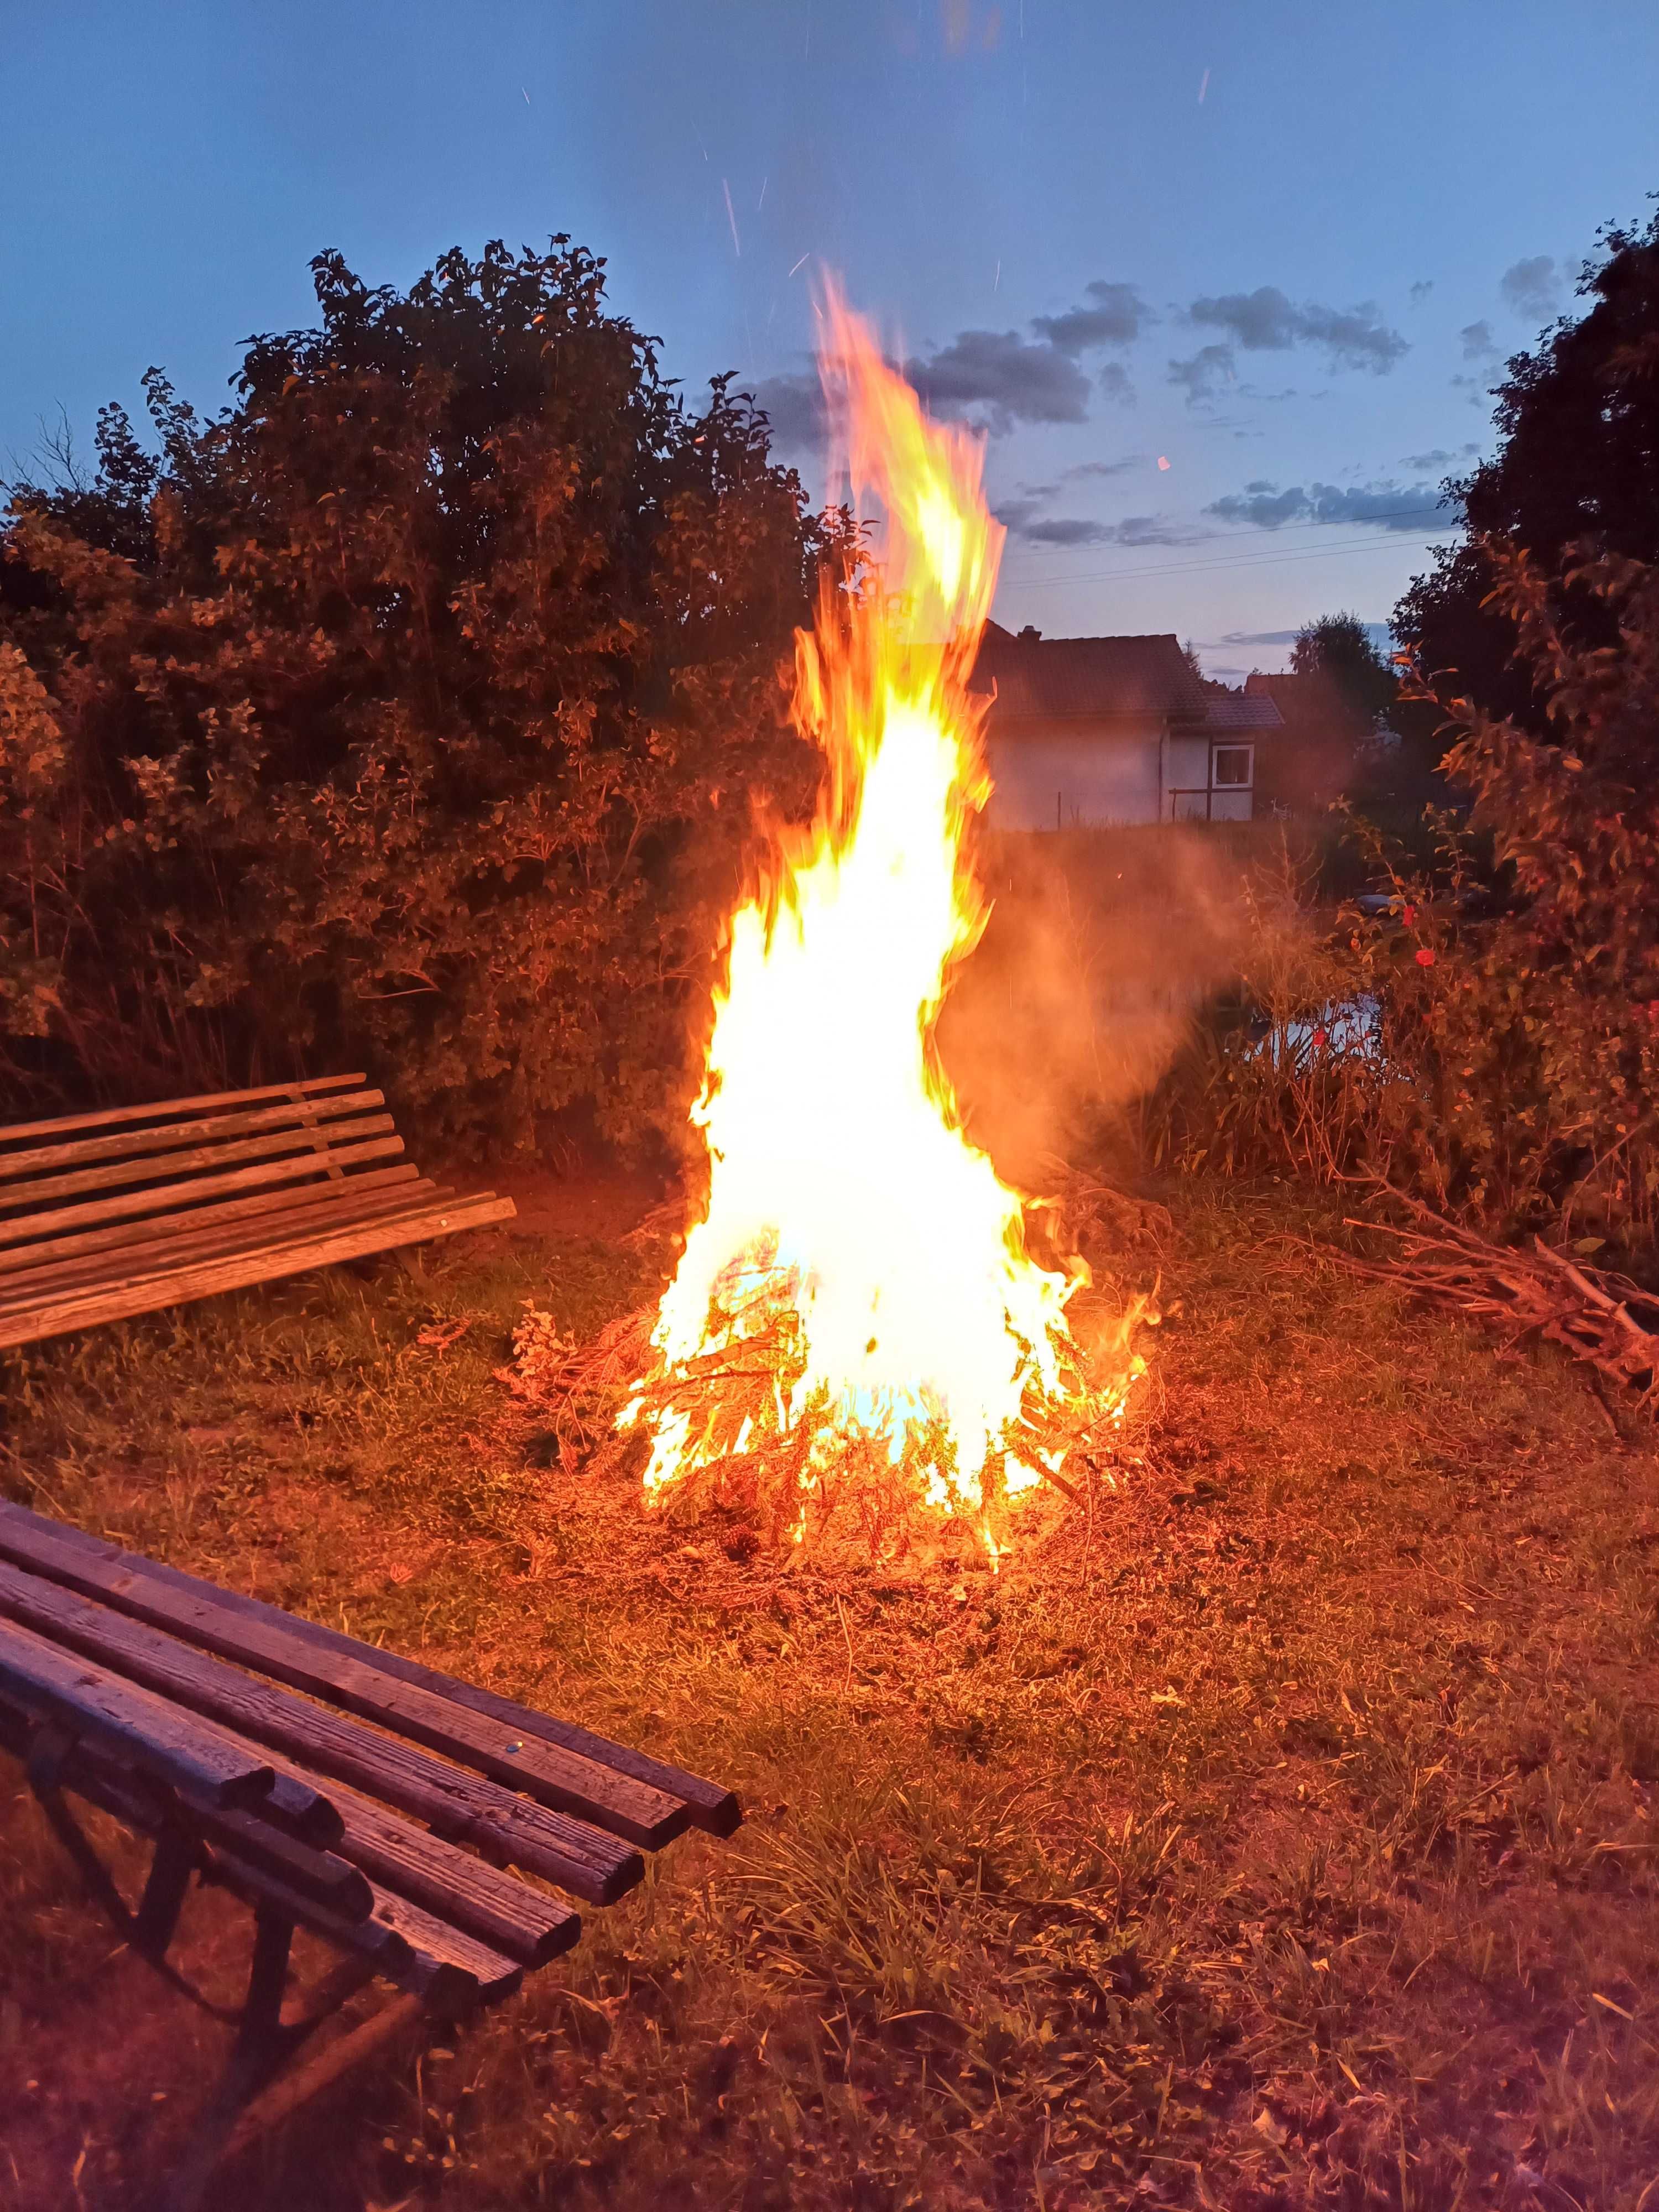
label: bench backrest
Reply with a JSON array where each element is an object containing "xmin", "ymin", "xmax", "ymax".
[{"xmin": 0, "ymin": 1076, "xmax": 404, "ymax": 1265}]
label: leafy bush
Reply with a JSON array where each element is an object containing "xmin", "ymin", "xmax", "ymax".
[
  {"xmin": 0, "ymin": 241, "xmax": 849, "ymax": 1154},
  {"xmin": 1151, "ymin": 540, "xmax": 1659, "ymax": 1255}
]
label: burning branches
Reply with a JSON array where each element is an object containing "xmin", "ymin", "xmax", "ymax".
[
  {"xmin": 504, "ymin": 1281, "xmax": 1150, "ymax": 1561},
  {"xmin": 549, "ymin": 285, "xmax": 1155, "ymax": 1560}
]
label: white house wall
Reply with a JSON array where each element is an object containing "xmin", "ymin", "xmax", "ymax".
[
  {"xmin": 985, "ymin": 727, "xmax": 1163, "ymax": 830},
  {"xmin": 1163, "ymin": 734, "xmax": 1211, "ymax": 792}
]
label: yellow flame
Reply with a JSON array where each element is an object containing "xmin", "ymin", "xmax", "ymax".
[{"xmin": 632, "ymin": 285, "xmax": 1091, "ymax": 1536}]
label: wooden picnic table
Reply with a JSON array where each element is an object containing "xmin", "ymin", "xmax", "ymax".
[{"xmin": 0, "ymin": 1498, "xmax": 738, "ymax": 2207}]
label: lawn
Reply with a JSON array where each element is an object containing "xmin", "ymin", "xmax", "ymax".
[{"xmin": 1, "ymin": 1173, "xmax": 1656, "ymax": 2210}]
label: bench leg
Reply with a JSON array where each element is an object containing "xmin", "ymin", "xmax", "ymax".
[
  {"xmin": 161, "ymin": 1923, "xmax": 395, "ymax": 2212},
  {"xmin": 133, "ymin": 1828, "xmax": 197, "ymax": 1961}
]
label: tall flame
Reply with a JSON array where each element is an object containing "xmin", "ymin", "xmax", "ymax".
[{"xmin": 626, "ymin": 288, "xmax": 1114, "ymax": 1550}]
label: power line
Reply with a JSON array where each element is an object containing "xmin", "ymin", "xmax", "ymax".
[{"xmin": 1001, "ymin": 525, "xmax": 1461, "ymax": 591}]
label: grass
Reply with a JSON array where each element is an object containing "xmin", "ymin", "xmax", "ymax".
[{"xmin": 2, "ymin": 1177, "xmax": 1657, "ymax": 2209}]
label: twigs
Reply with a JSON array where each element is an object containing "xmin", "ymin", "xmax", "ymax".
[
  {"xmin": 500, "ymin": 1287, "xmax": 1149, "ymax": 1560},
  {"xmin": 1339, "ymin": 1187, "xmax": 1659, "ymax": 1415}
]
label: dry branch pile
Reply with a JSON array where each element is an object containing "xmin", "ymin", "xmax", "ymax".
[
  {"xmin": 501, "ymin": 1173, "xmax": 1160, "ymax": 1561},
  {"xmin": 502, "ymin": 1288, "xmax": 1151, "ymax": 1559},
  {"xmin": 1343, "ymin": 1191, "xmax": 1659, "ymax": 1414}
]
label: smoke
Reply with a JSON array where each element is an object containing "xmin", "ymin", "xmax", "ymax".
[{"xmin": 938, "ymin": 826, "xmax": 1272, "ymax": 1186}]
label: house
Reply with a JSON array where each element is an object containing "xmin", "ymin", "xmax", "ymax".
[{"xmin": 970, "ymin": 623, "xmax": 1284, "ymax": 828}]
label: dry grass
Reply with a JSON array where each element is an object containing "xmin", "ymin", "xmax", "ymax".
[{"xmin": 1, "ymin": 1178, "xmax": 1657, "ymax": 2209}]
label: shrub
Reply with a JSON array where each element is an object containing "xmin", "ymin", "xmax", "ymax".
[
  {"xmin": 1150, "ymin": 539, "xmax": 1659, "ymax": 1255},
  {"xmin": 0, "ymin": 241, "xmax": 851, "ymax": 1154}
]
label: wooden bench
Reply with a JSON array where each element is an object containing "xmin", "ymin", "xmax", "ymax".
[
  {"xmin": 0, "ymin": 1075, "xmax": 515, "ymax": 1350},
  {"xmin": 0, "ymin": 1499, "xmax": 738, "ymax": 2206}
]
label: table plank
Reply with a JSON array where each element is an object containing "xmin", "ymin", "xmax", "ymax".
[
  {"xmin": 0, "ymin": 1615, "xmax": 274, "ymax": 1808},
  {"xmin": 0, "ymin": 1501, "xmax": 740, "ymax": 1837},
  {"xmin": 0, "ymin": 1557, "xmax": 640, "ymax": 1903},
  {"xmin": 0, "ymin": 1510, "xmax": 684, "ymax": 1845}
]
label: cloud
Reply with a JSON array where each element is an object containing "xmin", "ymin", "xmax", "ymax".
[
  {"xmin": 1188, "ymin": 285, "xmax": 1408, "ymax": 371},
  {"xmin": 1096, "ymin": 361, "xmax": 1135, "ymax": 404},
  {"xmin": 1204, "ymin": 623, "xmax": 1391, "ymax": 651},
  {"xmin": 1207, "ymin": 481, "xmax": 1306, "ymax": 528},
  {"xmin": 1090, "ymin": 513, "xmax": 1204, "ymax": 548},
  {"xmin": 1204, "ymin": 478, "xmax": 1449, "ymax": 531},
  {"xmin": 1401, "ymin": 444, "xmax": 1479, "ymax": 471},
  {"xmin": 1031, "ymin": 280, "xmax": 1152, "ymax": 354},
  {"xmin": 750, "ymin": 275, "xmax": 1161, "ymax": 450},
  {"xmin": 1459, "ymin": 319, "xmax": 1498, "ymax": 362},
  {"xmin": 1168, "ymin": 342, "xmax": 1238, "ymax": 404},
  {"xmin": 995, "ymin": 499, "xmax": 1200, "ymax": 549},
  {"xmin": 1011, "ymin": 457, "xmax": 1139, "ymax": 503},
  {"xmin": 903, "ymin": 327, "xmax": 1094, "ymax": 432},
  {"xmin": 753, "ymin": 322, "xmax": 1099, "ymax": 451},
  {"xmin": 749, "ymin": 369, "xmax": 825, "ymax": 453},
  {"xmin": 1500, "ymin": 254, "xmax": 1561, "ymax": 321},
  {"xmin": 1190, "ymin": 285, "xmax": 1301, "ymax": 350},
  {"xmin": 1410, "ymin": 280, "xmax": 1434, "ymax": 305},
  {"xmin": 1006, "ymin": 516, "xmax": 1121, "ymax": 547}
]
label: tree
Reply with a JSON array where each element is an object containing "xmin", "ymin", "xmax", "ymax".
[
  {"xmin": 1395, "ymin": 206, "xmax": 1659, "ymax": 729},
  {"xmin": 1290, "ymin": 612, "xmax": 1396, "ymax": 732},
  {"xmin": 0, "ymin": 239, "xmax": 852, "ymax": 1151}
]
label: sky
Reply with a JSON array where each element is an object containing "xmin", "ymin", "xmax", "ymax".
[{"xmin": 3, "ymin": 1, "xmax": 1657, "ymax": 679}]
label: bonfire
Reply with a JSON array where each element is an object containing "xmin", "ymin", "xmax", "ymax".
[{"xmin": 511, "ymin": 288, "xmax": 1149, "ymax": 1559}]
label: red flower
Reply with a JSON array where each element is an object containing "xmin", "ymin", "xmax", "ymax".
[
  {"xmin": 1415, "ymin": 947, "xmax": 1436, "ymax": 968},
  {"xmin": 1401, "ymin": 902, "xmax": 1417, "ymax": 925},
  {"xmin": 1311, "ymin": 1027, "xmax": 1328, "ymax": 1051}
]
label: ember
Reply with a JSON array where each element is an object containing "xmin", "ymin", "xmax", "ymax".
[{"xmin": 615, "ymin": 288, "xmax": 1147, "ymax": 1558}]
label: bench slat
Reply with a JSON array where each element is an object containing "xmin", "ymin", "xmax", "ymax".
[
  {"xmin": 0, "ymin": 1550, "xmax": 641, "ymax": 1902},
  {"xmin": 203, "ymin": 1846, "xmax": 421, "ymax": 1992},
  {"xmin": 0, "ymin": 1114, "xmax": 397, "ymax": 1211},
  {"xmin": 206, "ymin": 1843, "xmax": 521, "ymax": 2014},
  {"xmin": 0, "ymin": 1076, "xmax": 367, "ymax": 1148},
  {"xmin": 0, "ymin": 1707, "xmax": 369, "ymax": 1920},
  {"xmin": 0, "ymin": 1614, "xmax": 275, "ymax": 1809},
  {"xmin": 0, "ymin": 1181, "xmax": 453, "ymax": 1311},
  {"xmin": 0, "ymin": 1165, "xmax": 425, "ymax": 1280},
  {"xmin": 2, "ymin": 1654, "xmax": 577, "ymax": 1966},
  {"xmin": 0, "ymin": 1089, "xmax": 387, "ymax": 1185},
  {"xmin": 368, "ymin": 1888, "xmax": 525, "ymax": 2010},
  {"xmin": 0, "ymin": 1528, "xmax": 678, "ymax": 1844},
  {"xmin": 304, "ymin": 1767, "xmax": 581, "ymax": 1968},
  {"xmin": 0, "ymin": 1193, "xmax": 515, "ymax": 1349},
  {"xmin": 0, "ymin": 1502, "xmax": 739, "ymax": 1837},
  {"xmin": 0, "ymin": 1134, "xmax": 407, "ymax": 1250}
]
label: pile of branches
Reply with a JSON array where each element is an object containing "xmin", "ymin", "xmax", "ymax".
[
  {"xmin": 1343, "ymin": 1191, "xmax": 1659, "ymax": 1415},
  {"xmin": 500, "ymin": 1288, "xmax": 1151, "ymax": 1560}
]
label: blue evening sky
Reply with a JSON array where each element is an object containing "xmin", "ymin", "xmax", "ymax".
[{"xmin": 4, "ymin": 1, "xmax": 1656, "ymax": 675}]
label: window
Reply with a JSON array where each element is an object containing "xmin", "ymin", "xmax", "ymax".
[{"xmin": 1212, "ymin": 744, "xmax": 1253, "ymax": 787}]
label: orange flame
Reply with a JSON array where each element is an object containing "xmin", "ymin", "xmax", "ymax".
[{"xmin": 625, "ymin": 286, "xmax": 1120, "ymax": 1550}]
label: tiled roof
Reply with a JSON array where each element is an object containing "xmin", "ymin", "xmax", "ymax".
[
  {"xmin": 972, "ymin": 625, "xmax": 1209, "ymax": 721},
  {"xmin": 1203, "ymin": 692, "xmax": 1284, "ymax": 732},
  {"xmin": 1244, "ymin": 669, "xmax": 1349, "ymax": 732}
]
